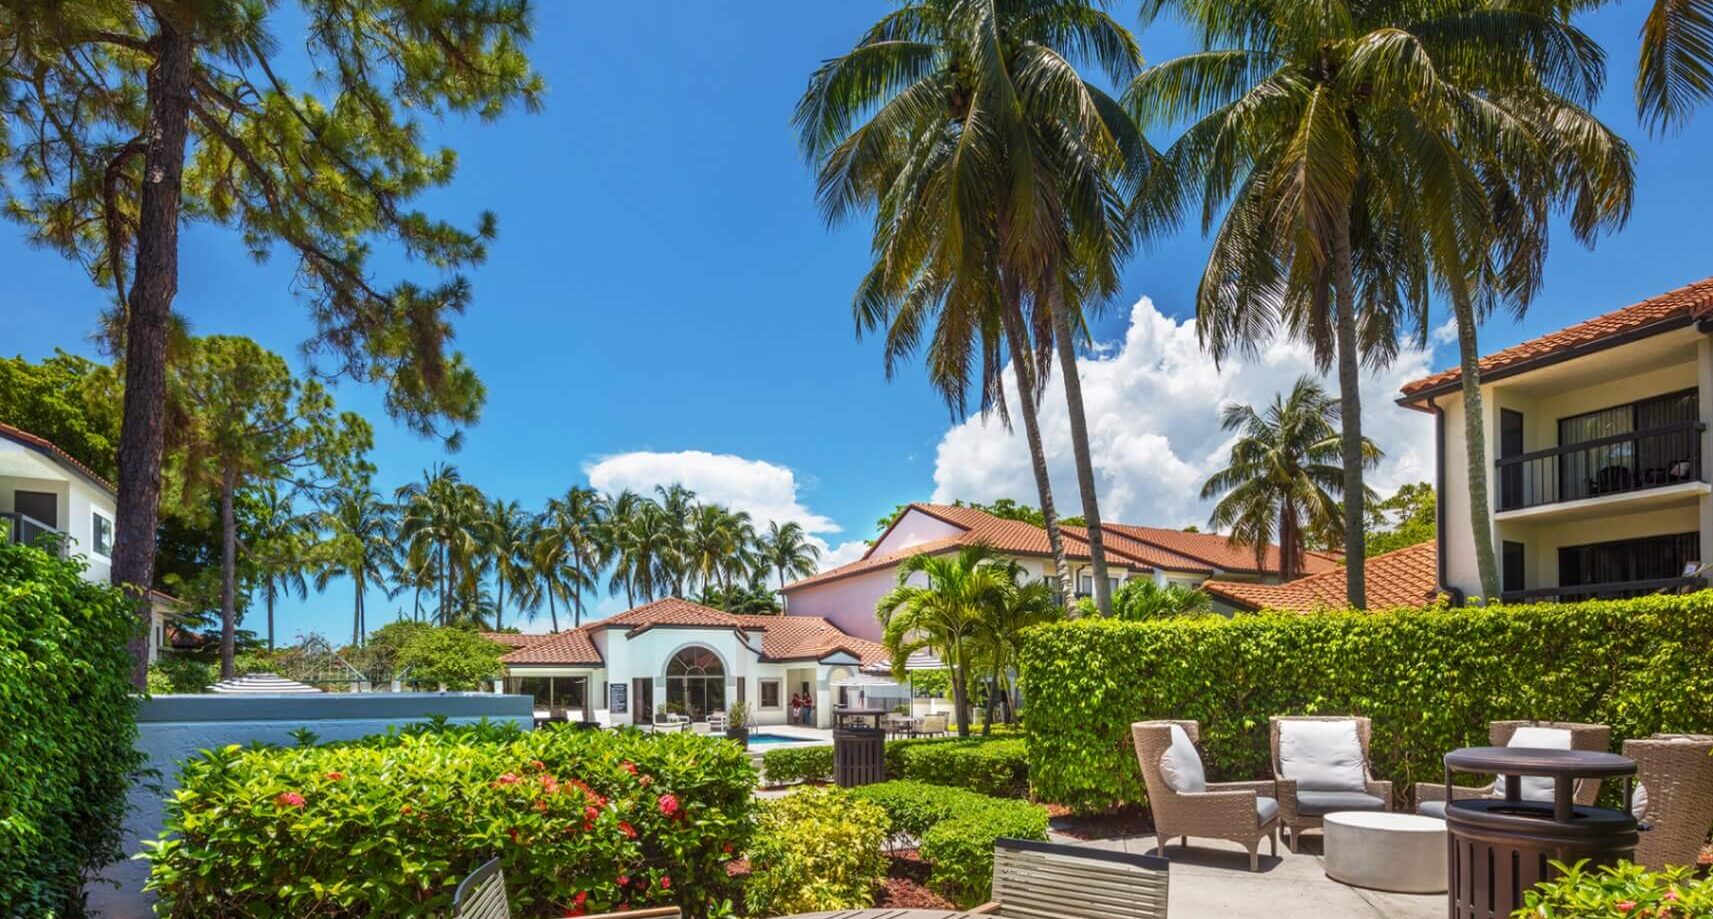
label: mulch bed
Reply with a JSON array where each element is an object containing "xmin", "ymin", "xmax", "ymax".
[
  {"xmin": 1044, "ymin": 802, "xmax": 1156, "ymax": 840},
  {"xmin": 877, "ymin": 850, "xmax": 956, "ymax": 910}
]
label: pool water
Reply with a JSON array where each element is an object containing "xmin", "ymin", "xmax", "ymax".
[{"xmin": 746, "ymin": 733, "xmax": 814, "ymax": 746}]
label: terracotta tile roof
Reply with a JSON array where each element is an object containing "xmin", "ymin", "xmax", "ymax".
[
  {"xmin": 500, "ymin": 598, "xmax": 885, "ymax": 668},
  {"xmin": 784, "ymin": 503, "xmax": 1319, "ymax": 591},
  {"xmin": 0, "ymin": 422, "xmax": 116, "ymax": 495},
  {"xmin": 1101, "ymin": 523, "xmax": 1342, "ymax": 577},
  {"xmin": 1400, "ymin": 276, "xmax": 1713, "ymax": 400},
  {"xmin": 1201, "ymin": 541, "xmax": 1440, "ymax": 613},
  {"xmin": 480, "ymin": 631, "xmax": 545, "ymax": 649}
]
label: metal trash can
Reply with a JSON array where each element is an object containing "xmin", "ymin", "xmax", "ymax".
[
  {"xmin": 1442, "ymin": 746, "xmax": 1638, "ymax": 919},
  {"xmin": 832, "ymin": 707, "xmax": 887, "ymax": 787}
]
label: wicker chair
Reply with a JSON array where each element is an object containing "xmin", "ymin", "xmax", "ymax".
[
  {"xmin": 968, "ymin": 837, "xmax": 1170, "ymax": 918},
  {"xmin": 1623, "ymin": 734, "xmax": 1713, "ymax": 870},
  {"xmin": 451, "ymin": 857, "xmax": 681, "ymax": 919},
  {"xmin": 1414, "ymin": 721, "xmax": 1611, "ymax": 816},
  {"xmin": 1269, "ymin": 716, "xmax": 1393, "ymax": 851},
  {"xmin": 1132, "ymin": 720, "xmax": 1280, "ymax": 871}
]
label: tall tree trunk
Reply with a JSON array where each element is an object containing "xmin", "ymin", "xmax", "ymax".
[
  {"xmin": 999, "ymin": 296, "xmax": 1073, "ymax": 603},
  {"xmin": 266, "ymin": 588, "xmax": 275, "ymax": 652},
  {"xmin": 114, "ymin": 24, "xmax": 195, "ymax": 687},
  {"xmin": 547, "ymin": 585, "xmax": 560, "ymax": 632},
  {"xmin": 1450, "ymin": 281, "xmax": 1501, "ymax": 600},
  {"xmin": 950, "ymin": 661, "xmax": 971, "ymax": 738},
  {"xmin": 496, "ymin": 576, "xmax": 505, "ymax": 631},
  {"xmin": 219, "ymin": 471, "xmax": 237, "ymax": 680},
  {"xmin": 1330, "ymin": 215, "xmax": 1368, "ymax": 608},
  {"xmin": 1045, "ymin": 268, "xmax": 1113, "ymax": 615},
  {"xmin": 573, "ymin": 546, "xmax": 586, "ymax": 628}
]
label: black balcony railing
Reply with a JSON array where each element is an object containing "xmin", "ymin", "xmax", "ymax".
[
  {"xmin": 1496, "ymin": 421, "xmax": 1705, "ymax": 511},
  {"xmin": 1, "ymin": 512, "xmax": 66, "ymax": 555},
  {"xmin": 1498, "ymin": 576, "xmax": 1706, "ymax": 604}
]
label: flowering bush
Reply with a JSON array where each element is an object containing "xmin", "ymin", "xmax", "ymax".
[
  {"xmin": 144, "ymin": 721, "xmax": 754, "ymax": 917},
  {"xmin": 0, "ymin": 541, "xmax": 142, "ymax": 916},
  {"xmin": 1519, "ymin": 860, "xmax": 1713, "ymax": 918},
  {"xmin": 744, "ymin": 786, "xmax": 890, "ymax": 916}
]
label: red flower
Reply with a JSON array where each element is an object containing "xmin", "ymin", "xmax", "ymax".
[
  {"xmin": 531, "ymin": 759, "xmax": 546, "ymax": 771},
  {"xmin": 1664, "ymin": 891, "xmax": 1681, "ymax": 902},
  {"xmin": 721, "ymin": 842, "xmax": 734, "ymax": 855},
  {"xmin": 535, "ymin": 799, "xmax": 549, "ymax": 813},
  {"xmin": 657, "ymin": 794, "xmax": 680, "ymax": 818},
  {"xmin": 496, "ymin": 772, "xmax": 521, "ymax": 786},
  {"xmin": 659, "ymin": 875, "xmax": 671, "ymax": 891},
  {"xmin": 621, "ymin": 761, "xmax": 638, "ymax": 775},
  {"xmin": 564, "ymin": 910, "xmax": 584, "ymax": 918},
  {"xmin": 1617, "ymin": 903, "xmax": 1636, "ymax": 913},
  {"xmin": 541, "ymin": 775, "xmax": 559, "ymax": 794},
  {"xmin": 617, "ymin": 875, "xmax": 630, "ymax": 887},
  {"xmin": 324, "ymin": 772, "xmax": 344, "ymax": 782},
  {"xmin": 573, "ymin": 892, "xmax": 588, "ymax": 906},
  {"xmin": 618, "ymin": 821, "xmax": 638, "ymax": 840},
  {"xmin": 585, "ymin": 805, "xmax": 601, "ymax": 823},
  {"xmin": 275, "ymin": 792, "xmax": 306, "ymax": 808}
]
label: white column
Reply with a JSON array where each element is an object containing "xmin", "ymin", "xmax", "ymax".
[{"xmin": 1697, "ymin": 338, "xmax": 1713, "ymax": 571}]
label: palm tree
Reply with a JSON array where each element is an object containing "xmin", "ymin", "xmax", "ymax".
[
  {"xmin": 1103, "ymin": 580, "xmax": 1213, "ymax": 621},
  {"xmin": 877, "ymin": 544, "xmax": 1010, "ymax": 738},
  {"xmin": 483, "ymin": 498, "xmax": 532, "ymax": 630},
  {"xmin": 613, "ymin": 501, "xmax": 675, "ymax": 604},
  {"xmin": 600, "ymin": 489, "xmax": 645, "ymax": 607},
  {"xmin": 1126, "ymin": 0, "xmax": 1609, "ymax": 606},
  {"xmin": 247, "ymin": 481, "xmax": 311, "ymax": 651},
  {"xmin": 314, "ymin": 483, "xmax": 396, "ymax": 647},
  {"xmin": 394, "ymin": 464, "xmax": 485, "ymax": 624},
  {"xmin": 543, "ymin": 486, "xmax": 607, "ymax": 627},
  {"xmin": 796, "ymin": 0, "xmax": 1148, "ymax": 609},
  {"xmin": 759, "ymin": 520, "xmax": 821, "ymax": 591},
  {"xmin": 654, "ymin": 484, "xmax": 697, "ymax": 595},
  {"xmin": 969, "ymin": 560, "xmax": 1061, "ymax": 733},
  {"xmin": 1201, "ymin": 378, "xmax": 1377, "ymax": 582},
  {"xmin": 1633, "ymin": 0, "xmax": 1713, "ymax": 131}
]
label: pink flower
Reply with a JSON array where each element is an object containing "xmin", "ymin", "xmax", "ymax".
[
  {"xmin": 618, "ymin": 821, "xmax": 638, "ymax": 840},
  {"xmin": 1617, "ymin": 902, "xmax": 1636, "ymax": 913},
  {"xmin": 617, "ymin": 875, "xmax": 630, "ymax": 887},
  {"xmin": 657, "ymin": 793, "xmax": 680, "ymax": 818},
  {"xmin": 496, "ymin": 772, "xmax": 521, "ymax": 786},
  {"xmin": 659, "ymin": 874, "xmax": 671, "ymax": 891},
  {"xmin": 621, "ymin": 761, "xmax": 638, "ymax": 776},
  {"xmin": 1664, "ymin": 890, "xmax": 1681, "ymax": 902},
  {"xmin": 275, "ymin": 792, "xmax": 306, "ymax": 808}
]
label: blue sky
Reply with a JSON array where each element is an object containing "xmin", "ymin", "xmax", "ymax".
[{"xmin": 7, "ymin": 2, "xmax": 1713, "ymax": 641}]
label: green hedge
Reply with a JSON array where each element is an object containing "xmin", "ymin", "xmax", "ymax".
[
  {"xmin": 851, "ymin": 781, "xmax": 1048, "ymax": 907},
  {"xmin": 887, "ymin": 736, "xmax": 1029, "ymax": 797},
  {"xmin": 1, "ymin": 541, "xmax": 142, "ymax": 916},
  {"xmin": 761, "ymin": 745, "xmax": 833, "ymax": 785},
  {"xmin": 1021, "ymin": 596, "xmax": 1713, "ymax": 812},
  {"xmin": 144, "ymin": 722, "xmax": 754, "ymax": 917},
  {"xmin": 744, "ymin": 786, "xmax": 889, "ymax": 916}
]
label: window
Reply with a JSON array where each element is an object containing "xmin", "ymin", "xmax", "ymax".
[
  {"xmin": 1077, "ymin": 574, "xmax": 1119, "ymax": 597},
  {"xmin": 760, "ymin": 679, "xmax": 782, "ymax": 709},
  {"xmin": 91, "ymin": 511, "xmax": 114, "ymax": 558},
  {"xmin": 1502, "ymin": 542, "xmax": 1525, "ymax": 595},
  {"xmin": 664, "ymin": 646, "xmax": 725, "ymax": 719},
  {"xmin": 1559, "ymin": 532, "xmax": 1699, "ymax": 594}
]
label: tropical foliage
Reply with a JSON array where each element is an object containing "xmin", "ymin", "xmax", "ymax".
[
  {"xmin": 1201, "ymin": 377, "xmax": 1375, "ymax": 580},
  {"xmin": 1519, "ymin": 860, "xmax": 1713, "ymax": 918},
  {"xmin": 1078, "ymin": 579, "xmax": 1214, "ymax": 620},
  {"xmin": 1366, "ymin": 483, "xmax": 1436, "ymax": 557},
  {"xmin": 744, "ymin": 787, "xmax": 890, "ymax": 916}
]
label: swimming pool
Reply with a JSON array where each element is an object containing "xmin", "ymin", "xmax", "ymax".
[{"xmin": 746, "ymin": 733, "xmax": 817, "ymax": 746}]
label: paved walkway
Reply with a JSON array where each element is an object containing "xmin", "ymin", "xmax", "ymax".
[{"xmin": 1050, "ymin": 830, "xmax": 1441, "ymax": 919}]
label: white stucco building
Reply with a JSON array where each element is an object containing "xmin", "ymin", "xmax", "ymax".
[
  {"xmin": 1, "ymin": 422, "xmax": 178, "ymax": 660},
  {"xmin": 780, "ymin": 503, "xmax": 1340, "ymax": 638},
  {"xmin": 497, "ymin": 598, "xmax": 887, "ymax": 729},
  {"xmin": 1398, "ymin": 275, "xmax": 1713, "ymax": 602}
]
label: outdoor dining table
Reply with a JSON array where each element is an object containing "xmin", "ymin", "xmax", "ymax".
[{"xmin": 771, "ymin": 911, "xmax": 991, "ymax": 918}]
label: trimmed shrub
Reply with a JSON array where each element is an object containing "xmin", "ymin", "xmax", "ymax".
[
  {"xmin": 1021, "ymin": 596, "xmax": 1713, "ymax": 812},
  {"xmin": 744, "ymin": 786, "xmax": 889, "ymax": 916},
  {"xmin": 0, "ymin": 541, "xmax": 142, "ymax": 916},
  {"xmin": 1518, "ymin": 860, "xmax": 1712, "ymax": 918},
  {"xmin": 761, "ymin": 744, "xmax": 833, "ymax": 785},
  {"xmin": 148, "ymin": 655, "xmax": 215, "ymax": 694},
  {"xmin": 851, "ymin": 780, "xmax": 1048, "ymax": 906},
  {"xmin": 144, "ymin": 721, "xmax": 754, "ymax": 917},
  {"xmin": 888, "ymin": 736, "xmax": 1028, "ymax": 797}
]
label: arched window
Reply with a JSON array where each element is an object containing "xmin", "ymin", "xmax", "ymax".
[{"xmin": 665, "ymin": 646, "xmax": 725, "ymax": 720}]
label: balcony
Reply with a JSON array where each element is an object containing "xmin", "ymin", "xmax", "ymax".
[
  {"xmin": 1499, "ymin": 575, "xmax": 1706, "ymax": 604},
  {"xmin": 1, "ymin": 511, "xmax": 66, "ymax": 555},
  {"xmin": 1496, "ymin": 421, "xmax": 1706, "ymax": 516}
]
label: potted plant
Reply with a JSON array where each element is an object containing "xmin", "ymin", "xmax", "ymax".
[{"xmin": 726, "ymin": 701, "xmax": 750, "ymax": 748}]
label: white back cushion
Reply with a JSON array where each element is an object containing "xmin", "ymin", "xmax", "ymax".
[
  {"xmin": 1159, "ymin": 724, "xmax": 1206, "ymax": 793},
  {"xmin": 1496, "ymin": 726, "xmax": 1573, "ymax": 801},
  {"xmin": 1278, "ymin": 719, "xmax": 1367, "ymax": 792}
]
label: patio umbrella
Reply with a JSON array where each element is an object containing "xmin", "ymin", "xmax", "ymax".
[{"xmin": 207, "ymin": 673, "xmax": 323, "ymax": 694}]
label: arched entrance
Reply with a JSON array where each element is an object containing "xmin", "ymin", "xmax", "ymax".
[{"xmin": 665, "ymin": 645, "xmax": 726, "ymax": 719}]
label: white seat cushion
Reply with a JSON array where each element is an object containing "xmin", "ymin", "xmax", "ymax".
[
  {"xmin": 1278, "ymin": 720, "xmax": 1367, "ymax": 792},
  {"xmin": 1256, "ymin": 795, "xmax": 1280, "ymax": 826},
  {"xmin": 1416, "ymin": 800, "xmax": 1448, "ymax": 819},
  {"xmin": 1159, "ymin": 724, "xmax": 1206, "ymax": 793},
  {"xmin": 1497, "ymin": 726, "xmax": 1572, "ymax": 801},
  {"xmin": 1296, "ymin": 790, "xmax": 1387, "ymax": 816}
]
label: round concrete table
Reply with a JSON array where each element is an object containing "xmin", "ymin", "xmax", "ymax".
[
  {"xmin": 1323, "ymin": 811, "xmax": 1448, "ymax": 893},
  {"xmin": 773, "ymin": 912, "xmax": 990, "ymax": 918}
]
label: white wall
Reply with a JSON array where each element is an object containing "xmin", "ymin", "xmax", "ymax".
[
  {"xmin": 88, "ymin": 692, "xmax": 532, "ymax": 919},
  {"xmin": 872, "ymin": 507, "xmax": 966, "ymax": 554},
  {"xmin": 0, "ymin": 444, "xmax": 116, "ymax": 582}
]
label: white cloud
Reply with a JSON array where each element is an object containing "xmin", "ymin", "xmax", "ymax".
[
  {"xmin": 584, "ymin": 449, "xmax": 866, "ymax": 571},
  {"xmin": 1431, "ymin": 317, "xmax": 1460, "ymax": 346},
  {"xmin": 930, "ymin": 296, "xmax": 1438, "ymax": 530}
]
